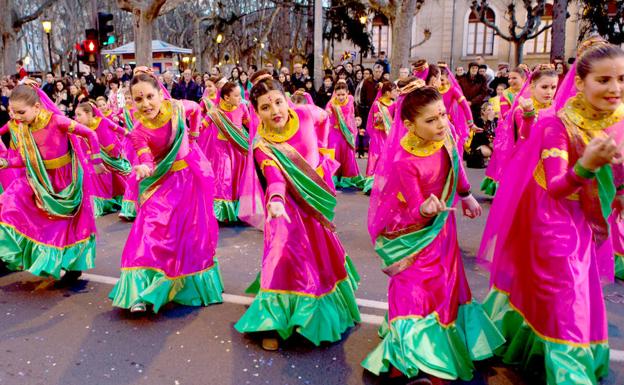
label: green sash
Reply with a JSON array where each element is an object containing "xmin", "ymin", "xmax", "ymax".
[
  {"xmin": 374, "ymin": 136, "xmax": 459, "ymax": 275},
  {"xmin": 597, "ymin": 165, "xmax": 616, "ymax": 224},
  {"xmin": 331, "ymin": 103, "xmax": 355, "ymax": 149},
  {"xmin": 502, "ymin": 89, "xmax": 515, "ymax": 107},
  {"xmin": 207, "ymin": 109, "xmax": 249, "ymax": 154},
  {"xmin": 378, "ymin": 102, "xmax": 393, "ymax": 134},
  {"xmin": 138, "ymin": 101, "xmax": 185, "ymax": 205},
  {"xmin": 256, "ymin": 138, "xmax": 337, "ymax": 229},
  {"xmin": 101, "ymin": 150, "xmax": 132, "ymax": 175},
  {"xmin": 9, "ymin": 121, "xmax": 83, "ymax": 218},
  {"xmin": 123, "ymin": 108, "xmax": 134, "ymax": 131}
]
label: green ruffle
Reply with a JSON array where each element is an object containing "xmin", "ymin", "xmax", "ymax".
[
  {"xmin": 483, "ymin": 288, "xmax": 609, "ymax": 385},
  {"xmin": 480, "ymin": 177, "xmax": 498, "ymax": 196},
  {"xmin": 362, "ymin": 302, "xmax": 505, "ymax": 381},
  {"xmin": 235, "ymin": 257, "xmax": 361, "ymax": 346},
  {"xmin": 213, "ymin": 199, "xmax": 239, "ymax": 223},
  {"xmin": 362, "ymin": 177, "xmax": 374, "ymax": 194},
  {"xmin": 119, "ymin": 200, "xmax": 137, "ymax": 220},
  {"xmin": 333, "ymin": 175, "xmax": 365, "ymax": 190},
  {"xmin": 616, "ymin": 253, "xmax": 624, "ymax": 281},
  {"xmin": 92, "ymin": 196, "xmax": 122, "ymax": 217},
  {"xmin": 0, "ymin": 223, "xmax": 95, "ymax": 279},
  {"xmin": 109, "ymin": 260, "xmax": 224, "ymax": 313}
]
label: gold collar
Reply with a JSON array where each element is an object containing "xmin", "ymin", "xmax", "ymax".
[
  {"xmin": 379, "ymin": 95, "xmax": 393, "ymax": 107},
  {"xmin": 531, "ymin": 97, "xmax": 551, "ymax": 113},
  {"xmin": 135, "ymin": 100, "xmax": 173, "ymax": 130},
  {"xmin": 438, "ymin": 84, "xmax": 451, "ymax": 95},
  {"xmin": 102, "ymin": 109, "xmax": 112, "ymax": 117},
  {"xmin": 332, "ymin": 97, "xmax": 348, "ymax": 107},
  {"xmin": 219, "ymin": 99, "xmax": 237, "ymax": 112},
  {"xmin": 400, "ymin": 131, "xmax": 445, "ymax": 157},
  {"xmin": 258, "ymin": 109, "xmax": 299, "ymax": 143},
  {"xmin": 27, "ymin": 109, "xmax": 53, "ymax": 132},
  {"xmin": 87, "ymin": 116, "xmax": 102, "ymax": 130},
  {"xmin": 563, "ymin": 94, "xmax": 624, "ymax": 135}
]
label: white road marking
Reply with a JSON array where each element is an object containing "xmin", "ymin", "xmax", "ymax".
[{"xmin": 81, "ymin": 272, "xmax": 624, "ymax": 362}]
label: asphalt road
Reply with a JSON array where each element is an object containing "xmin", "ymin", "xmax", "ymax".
[{"xmin": 1, "ymin": 161, "xmax": 623, "ymax": 385}]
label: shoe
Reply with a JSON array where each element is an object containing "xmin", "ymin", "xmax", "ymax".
[
  {"xmin": 130, "ymin": 302, "xmax": 147, "ymax": 313},
  {"xmin": 0, "ymin": 260, "xmax": 12, "ymax": 276},
  {"xmin": 261, "ymin": 337, "xmax": 279, "ymax": 351},
  {"xmin": 60, "ymin": 270, "xmax": 82, "ymax": 283}
]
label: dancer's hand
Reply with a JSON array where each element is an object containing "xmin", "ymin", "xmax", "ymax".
[
  {"xmin": 267, "ymin": 201, "xmax": 291, "ymax": 223},
  {"xmin": 93, "ymin": 164, "xmax": 106, "ymax": 174},
  {"xmin": 580, "ymin": 133, "xmax": 622, "ymax": 171},
  {"xmin": 518, "ymin": 96, "xmax": 534, "ymax": 112},
  {"xmin": 461, "ymin": 194, "xmax": 482, "ymax": 218},
  {"xmin": 420, "ymin": 193, "xmax": 455, "ymax": 217},
  {"xmin": 134, "ymin": 164, "xmax": 152, "ymax": 180}
]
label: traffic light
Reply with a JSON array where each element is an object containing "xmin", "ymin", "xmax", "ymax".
[
  {"xmin": 83, "ymin": 29, "xmax": 99, "ymax": 65},
  {"xmin": 76, "ymin": 42, "xmax": 87, "ymax": 63},
  {"xmin": 98, "ymin": 12, "xmax": 115, "ymax": 46}
]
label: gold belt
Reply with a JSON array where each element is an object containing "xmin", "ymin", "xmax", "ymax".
[
  {"xmin": 171, "ymin": 159, "xmax": 188, "ymax": 172},
  {"xmin": 43, "ymin": 153, "xmax": 71, "ymax": 169}
]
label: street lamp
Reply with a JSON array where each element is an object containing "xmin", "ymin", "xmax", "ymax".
[
  {"xmin": 359, "ymin": 15, "xmax": 367, "ymax": 25},
  {"xmin": 41, "ymin": 20, "xmax": 53, "ymax": 72},
  {"xmin": 216, "ymin": 34, "xmax": 223, "ymax": 44}
]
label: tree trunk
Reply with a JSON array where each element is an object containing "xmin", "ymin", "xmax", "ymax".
[
  {"xmin": 2, "ymin": 33, "xmax": 18, "ymax": 76},
  {"xmin": 313, "ymin": 0, "xmax": 323, "ymax": 88},
  {"xmin": 513, "ymin": 41, "xmax": 524, "ymax": 67},
  {"xmin": 390, "ymin": 0, "xmax": 418, "ymax": 79},
  {"xmin": 193, "ymin": 17, "xmax": 202, "ymax": 73},
  {"xmin": 550, "ymin": 0, "xmax": 567, "ymax": 62},
  {"xmin": 133, "ymin": 9, "xmax": 154, "ymax": 66}
]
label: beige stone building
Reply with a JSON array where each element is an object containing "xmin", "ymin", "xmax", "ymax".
[{"xmin": 332, "ymin": 1, "xmax": 584, "ymax": 70}]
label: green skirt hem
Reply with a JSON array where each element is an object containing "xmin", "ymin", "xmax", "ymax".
[
  {"xmin": 235, "ymin": 257, "xmax": 361, "ymax": 346},
  {"xmin": 119, "ymin": 200, "xmax": 137, "ymax": 220},
  {"xmin": 480, "ymin": 177, "xmax": 498, "ymax": 196},
  {"xmin": 483, "ymin": 288, "xmax": 609, "ymax": 385},
  {"xmin": 214, "ymin": 199, "xmax": 239, "ymax": 223},
  {"xmin": 93, "ymin": 196, "xmax": 122, "ymax": 217},
  {"xmin": 362, "ymin": 177, "xmax": 374, "ymax": 194},
  {"xmin": 0, "ymin": 224, "xmax": 96, "ymax": 279},
  {"xmin": 333, "ymin": 175, "xmax": 365, "ymax": 190},
  {"xmin": 615, "ymin": 253, "xmax": 624, "ymax": 281},
  {"xmin": 361, "ymin": 301, "xmax": 505, "ymax": 380},
  {"xmin": 109, "ymin": 261, "xmax": 224, "ymax": 313}
]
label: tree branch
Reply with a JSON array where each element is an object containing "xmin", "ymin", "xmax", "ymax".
[
  {"xmin": 526, "ymin": 21, "xmax": 552, "ymax": 39},
  {"xmin": 13, "ymin": 0, "xmax": 58, "ymax": 29}
]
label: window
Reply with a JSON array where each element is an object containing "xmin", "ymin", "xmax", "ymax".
[
  {"xmin": 526, "ymin": 4, "xmax": 553, "ymax": 54},
  {"xmin": 372, "ymin": 14, "xmax": 390, "ymax": 57},
  {"xmin": 466, "ymin": 8, "xmax": 495, "ymax": 56}
]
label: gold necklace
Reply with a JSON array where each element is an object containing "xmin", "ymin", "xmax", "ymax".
[
  {"xmin": 258, "ymin": 109, "xmax": 299, "ymax": 143},
  {"xmin": 400, "ymin": 131, "xmax": 445, "ymax": 157}
]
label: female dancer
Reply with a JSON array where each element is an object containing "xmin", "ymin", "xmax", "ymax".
[
  {"xmin": 479, "ymin": 39, "xmax": 624, "ymax": 385},
  {"xmin": 74, "ymin": 102, "xmax": 131, "ymax": 216},
  {"xmin": 438, "ymin": 65, "xmax": 477, "ymax": 147},
  {"xmin": 364, "ymin": 81, "xmax": 398, "ymax": 193},
  {"xmin": 481, "ymin": 66, "xmax": 558, "ymax": 196},
  {"xmin": 325, "ymin": 80, "xmax": 363, "ymax": 189},
  {"xmin": 234, "ymin": 78, "xmax": 360, "ymax": 350},
  {"xmin": 362, "ymin": 79, "xmax": 503, "ymax": 383},
  {"xmin": 203, "ymin": 81, "xmax": 250, "ymax": 222},
  {"xmin": 498, "ymin": 66, "xmax": 527, "ymax": 120},
  {"xmin": 0, "ymin": 83, "xmax": 103, "ymax": 281},
  {"xmin": 109, "ymin": 69, "xmax": 223, "ymax": 313}
]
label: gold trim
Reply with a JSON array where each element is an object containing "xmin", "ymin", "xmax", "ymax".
[
  {"xmin": 171, "ymin": 159, "xmax": 188, "ymax": 172},
  {"xmin": 43, "ymin": 152, "xmax": 71, "ymax": 169},
  {"xmin": 541, "ymin": 148, "xmax": 568, "ymax": 161},
  {"xmin": 0, "ymin": 221, "xmax": 94, "ymax": 250},
  {"xmin": 379, "ymin": 95, "xmax": 393, "ymax": 107},
  {"xmin": 120, "ymin": 262, "xmax": 218, "ymax": 280},
  {"xmin": 400, "ymin": 132, "xmax": 445, "ymax": 157},
  {"xmin": 137, "ymin": 147, "xmax": 151, "ymax": 157},
  {"xmin": 260, "ymin": 159, "xmax": 278, "ymax": 174},
  {"xmin": 332, "ymin": 97, "xmax": 348, "ymax": 107},
  {"xmin": 87, "ymin": 116, "xmax": 102, "ymax": 131},
  {"xmin": 257, "ymin": 109, "xmax": 299, "ymax": 143},
  {"xmin": 259, "ymin": 272, "xmax": 349, "ymax": 299},
  {"xmin": 135, "ymin": 100, "xmax": 173, "ymax": 130},
  {"xmin": 219, "ymin": 99, "xmax": 237, "ymax": 112},
  {"xmin": 28, "ymin": 109, "xmax": 53, "ymax": 132},
  {"xmin": 319, "ymin": 147, "xmax": 335, "ymax": 160},
  {"xmin": 563, "ymin": 94, "xmax": 624, "ymax": 142},
  {"xmin": 533, "ymin": 160, "xmax": 579, "ymax": 201}
]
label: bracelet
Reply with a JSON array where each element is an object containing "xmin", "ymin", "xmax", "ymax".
[
  {"xmin": 90, "ymin": 153, "xmax": 102, "ymax": 160},
  {"xmin": 523, "ymin": 109, "xmax": 536, "ymax": 118},
  {"xmin": 268, "ymin": 194, "xmax": 285, "ymax": 204},
  {"xmin": 458, "ymin": 191, "xmax": 472, "ymax": 199},
  {"xmin": 573, "ymin": 161, "xmax": 596, "ymax": 179}
]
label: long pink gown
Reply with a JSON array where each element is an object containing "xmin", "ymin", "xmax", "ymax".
[
  {"xmin": 109, "ymin": 99, "xmax": 223, "ymax": 312},
  {"xmin": 234, "ymin": 104, "xmax": 360, "ymax": 345},
  {"xmin": 364, "ymin": 95, "xmax": 395, "ymax": 192},
  {"xmin": 0, "ymin": 110, "xmax": 101, "ymax": 279},
  {"xmin": 326, "ymin": 95, "xmax": 363, "ymax": 188},
  {"xmin": 362, "ymin": 132, "xmax": 504, "ymax": 380}
]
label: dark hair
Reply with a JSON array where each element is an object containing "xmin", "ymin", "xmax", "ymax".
[
  {"xmin": 425, "ymin": 64, "xmax": 440, "ymax": 86},
  {"xmin": 250, "ymin": 65, "xmax": 258, "ymax": 72},
  {"xmin": 363, "ymin": 68, "xmax": 372, "ymax": 75},
  {"xmin": 206, "ymin": 75, "xmax": 220, "ymax": 85},
  {"xmin": 291, "ymin": 93, "xmax": 307, "ymax": 105},
  {"xmin": 220, "ymin": 81, "xmax": 238, "ymax": 98},
  {"xmin": 400, "ymin": 87, "xmax": 442, "ymax": 122},
  {"xmin": 381, "ymin": 81, "xmax": 397, "ymax": 94},
  {"xmin": 77, "ymin": 101, "xmax": 94, "ymax": 115},
  {"xmin": 16, "ymin": 60, "xmax": 23, "ymax": 66},
  {"xmin": 478, "ymin": 64, "xmax": 488, "ymax": 70},
  {"xmin": 468, "ymin": 62, "xmax": 479, "ymax": 69},
  {"xmin": 510, "ymin": 66, "xmax": 528, "ymax": 78},
  {"xmin": 397, "ymin": 76, "xmax": 417, "ymax": 88},
  {"xmin": 440, "ymin": 65, "xmax": 451, "ymax": 77},
  {"xmin": 323, "ymin": 75, "xmax": 333, "ymax": 82},
  {"xmin": 46, "ymin": 72, "xmax": 54, "ymax": 77},
  {"xmin": 129, "ymin": 73, "xmax": 160, "ymax": 92},
  {"xmin": 250, "ymin": 69, "xmax": 272, "ymax": 85},
  {"xmin": 108, "ymin": 75, "xmax": 120, "ymax": 87},
  {"xmin": 250, "ymin": 78, "xmax": 285, "ymax": 109},
  {"xmin": 334, "ymin": 81, "xmax": 348, "ymax": 92},
  {"xmin": 576, "ymin": 44, "xmax": 624, "ymax": 79},
  {"xmin": 9, "ymin": 85, "xmax": 40, "ymax": 106},
  {"xmin": 531, "ymin": 68, "xmax": 558, "ymax": 83}
]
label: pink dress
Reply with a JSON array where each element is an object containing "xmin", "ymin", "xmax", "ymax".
[
  {"xmin": 326, "ymin": 95, "xmax": 363, "ymax": 188},
  {"xmin": 364, "ymin": 96, "xmax": 396, "ymax": 192},
  {"xmin": 441, "ymin": 85, "xmax": 474, "ymax": 147},
  {"xmin": 202, "ymin": 100, "xmax": 250, "ymax": 222},
  {"xmin": 0, "ymin": 111, "xmax": 101, "ymax": 279},
  {"xmin": 108, "ymin": 99, "xmax": 223, "ymax": 312},
  {"xmin": 234, "ymin": 105, "xmax": 360, "ymax": 345}
]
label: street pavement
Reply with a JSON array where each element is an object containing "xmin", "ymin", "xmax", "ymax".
[{"xmin": 1, "ymin": 161, "xmax": 623, "ymax": 385}]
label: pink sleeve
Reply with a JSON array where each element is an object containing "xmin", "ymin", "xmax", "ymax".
[
  {"xmin": 104, "ymin": 117, "xmax": 127, "ymax": 138},
  {"xmin": 0, "ymin": 123, "xmax": 9, "ymax": 136},
  {"xmin": 130, "ymin": 129, "xmax": 154, "ymax": 170},
  {"xmin": 457, "ymin": 158, "xmax": 471, "ymax": 194},
  {"xmin": 56, "ymin": 115, "xmax": 103, "ymax": 165},
  {"xmin": 542, "ymin": 121, "xmax": 589, "ymax": 200},
  {"xmin": 514, "ymin": 107, "xmax": 535, "ymax": 140},
  {"xmin": 255, "ymin": 147, "xmax": 286, "ymax": 202},
  {"xmin": 307, "ymin": 104, "xmax": 329, "ymax": 148},
  {"xmin": 182, "ymin": 100, "xmax": 201, "ymax": 143},
  {"xmin": 453, "ymin": 88, "xmax": 474, "ymax": 122}
]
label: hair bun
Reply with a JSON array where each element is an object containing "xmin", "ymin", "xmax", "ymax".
[
  {"xmin": 399, "ymin": 78, "xmax": 426, "ymax": 95},
  {"xmin": 577, "ymin": 36, "xmax": 609, "ymax": 59}
]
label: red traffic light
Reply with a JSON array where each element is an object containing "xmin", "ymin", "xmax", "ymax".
[{"xmin": 84, "ymin": 40, "xmax": 98, "ymax": 53}]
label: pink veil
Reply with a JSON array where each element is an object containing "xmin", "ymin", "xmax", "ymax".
[
  {"xmin": 440, "ymin": 65, "xmax": 472, "ymax": 146},
  {"xmin": 478, "ymin": 38, "xmax": 618, "ymax": 281}
]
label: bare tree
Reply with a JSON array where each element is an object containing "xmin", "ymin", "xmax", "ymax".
[
  {"xmin": 0, "ymin": 0, "xmax": 57, "ymax": 75},
  {"xmin": 550, "ymin": 0, "xmax": 567, "ymax": 62},
  {"xmin": 471, "ymin": 0, "xmax": 552, "ymax": 65},
  {"xmin": 367, "ymin": 0, "xmax": 429, "ymax": 79}
]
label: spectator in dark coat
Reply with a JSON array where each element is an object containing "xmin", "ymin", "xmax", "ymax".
[
  {"xmin": 458, "ymin": 62, "xmax": 489, "ymax": 119},
  {"xmin": 358, "ymin": 64, "xmax": 384, "ymax": 126},
  {"xmin": 315, "ymin": 76, "xmax": 334, "ymax": 107},
  {"xmin": 172, "ymin": 69, "xmax": 200, "ymax": 102}
]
